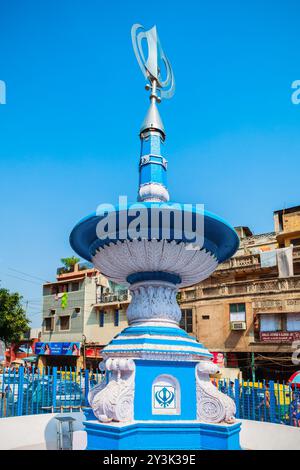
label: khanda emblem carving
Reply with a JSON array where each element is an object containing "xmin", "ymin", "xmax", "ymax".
[{"xmin": 154, "ymin": 386, "xmax": 175, "ymax": 408}]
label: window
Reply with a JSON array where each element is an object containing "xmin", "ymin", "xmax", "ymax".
[
  {"xmin": 185, "ymin": 290, "xmax": 196, "ymax": 300},
  {"xmin": 260, "ymin": 314, "xmax": 281, "ymax": 332},
  {"xmin": 70, "ymin": 282, "xmax": 80, "ymax": 292},
  {"xmin": 180, "ymin": 309, "xmax": 193, "ymax": 333},
  {"xmin": 51, "ymin": 285, "xmax": 58, "ymax": 295},
  {"xmin": 59, "ymin": 315, "xmax": 70, "ymax": 331},
  {"xmin": 114, "ymin": 310, "xmax": 119, "ymax": 327},
  {"xmin": 230, "ymin": 303, "xmax": 246, "ymax": 322},
  {"xmin": 52, "ymin": 284, "xmax": 69, "ymax": 294},
  {"xmin": 99, "ymin": 311, "xmax": 105, "ymax": 327},
  {"xmin": 44, "ymin": 317, "xmax": 54, "ymax": 332},
  {"xmin": 291, "ymin": 238, "xmax": 300, "ymax": 246},
  {"xmin": 50, "ymin": 309, "xmax": 56, "ymax": 315},
  {"xmin": 287, "ymin": 313, "xmax": 300, "ymax": 332},
  {"xmin": 202, "ymin": 315, "xmax": 210, "ymax": 320}
]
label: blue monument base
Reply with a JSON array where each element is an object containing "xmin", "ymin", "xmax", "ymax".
[{"xmin": 84, "ymin": 420, "xmax": 241, "ymax": 450}]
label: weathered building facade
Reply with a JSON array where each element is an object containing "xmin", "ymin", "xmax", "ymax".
[{"xmin": 179, "ymin": 205, "xmax": 300, "ymax": 381}]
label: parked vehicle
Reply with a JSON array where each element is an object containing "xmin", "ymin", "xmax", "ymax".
[{"xmin": 2, "ymin": 376, "xmax": 83, "ymax": 415}]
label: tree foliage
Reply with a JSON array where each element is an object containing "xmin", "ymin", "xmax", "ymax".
[
  {"xmin": 0, "ymin": 288, "xmax": 30, "ymax": 346},
  {"xmin": 60, "ymin": 256, "xmax": 80, "ymax": 271}
]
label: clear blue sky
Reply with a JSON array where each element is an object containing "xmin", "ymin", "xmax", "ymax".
[{"xmin": 0, "ymin": 0, "xmax": 299, "ymax": 326}]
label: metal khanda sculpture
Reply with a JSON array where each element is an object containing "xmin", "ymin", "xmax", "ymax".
[
  {"xmin": 132, "ymin": 23, "xmax": 175, "ymax": 203},
  {"xmin": 131, "ymin": 24, "xmax": 175, "ymax": 100},
  {"xmin": 70, "ymin": 24, "xmax": 241, "ymax": 450}
]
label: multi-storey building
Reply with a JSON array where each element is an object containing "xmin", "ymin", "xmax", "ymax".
[
  {"xmin": 38, "ymin": 262, "xmax": 130, "ymax": 370},
  {"xmin": 179, "ymin": 205, "xmax": 300, "ymax": 381}
]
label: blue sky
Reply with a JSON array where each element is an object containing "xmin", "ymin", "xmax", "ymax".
[{"xmin": 0, "ymin": 0, "xmax": 299, "ymax": 326}]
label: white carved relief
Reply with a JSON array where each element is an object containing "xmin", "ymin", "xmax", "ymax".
[
  {"xmin": 127, "ymin": 281, "xmax": 182, "ymax": 324},
  {"xmin": 92, "ymin": 239, "xmax": 217, "ymax": 288},
  {"xmin": 196, "ymin": 361, "xmax": 236, "ymax": 424},
  {"xmin": 139, "ymin": 182, "xmax": 170, "ymax": 202},
  {"xmin": 88, "ymin": 358, "xmax": 135, "ymax": 423}
]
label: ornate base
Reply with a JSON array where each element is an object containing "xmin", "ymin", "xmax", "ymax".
[
  {"xmin": 87, "ymin": 278, "xmax": 237, "ymax": 445},
  {"xmin": 88, "ymin": 358, "xmax": 237, "ymax": 426},
  {"xmin": 84, "ymin": 420, "xmax": 241, "ymax": 450}
]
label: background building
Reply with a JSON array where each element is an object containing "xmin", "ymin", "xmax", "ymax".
[
  {"xmin": 179, "ymin": 205, "xmax": 300, "ymax": 381},
  {"xmin": 38, "ymin": 262, "xmax": 130, "ymax": 370},
  {"xmin": 4, "ymin": 328, "xmax": 41, "ymax": 367},
  {"xmin": 38, "ymin": 205, "xmax": 300, "ymax": 378}
]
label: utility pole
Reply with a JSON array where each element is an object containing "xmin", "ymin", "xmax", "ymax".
[{"xmin": 251, "ymin": 351, "xmax": 256, "ymax": 383}]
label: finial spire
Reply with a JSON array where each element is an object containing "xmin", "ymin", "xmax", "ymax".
[
  {"xmin": 140, "ymin": 88, "xmax": 165, "ymax": 137},
  {"xmin": 131, "ymin": 24, "xmax": 175, "ymax": 203}
]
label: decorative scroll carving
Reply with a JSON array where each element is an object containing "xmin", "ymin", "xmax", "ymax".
[
  {"xmin": 88, "ymin": 358, "xmax": 135, "ymax": 423},
  {"xmin": 196, "ymin": 361, "xmax": 236, "ymax": 424}
]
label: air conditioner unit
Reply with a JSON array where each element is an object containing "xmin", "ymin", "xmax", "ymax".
[{"xmin": 230, "ymin": 321, "xmax": 246, "ymax": 331}]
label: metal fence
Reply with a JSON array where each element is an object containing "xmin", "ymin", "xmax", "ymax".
[
  {"xmin": 0, "ymin": 366, "xmax": 104, "ymax": 418},
  {"xmin": 1, "ymin": 367, "xmax": 299, "ymax": 428},
  {"xmin": 215, "ymin": 378, "xmax": 300, "ymax": 427}
]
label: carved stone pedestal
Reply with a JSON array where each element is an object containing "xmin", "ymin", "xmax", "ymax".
[{"xmin": 85, "ymin": 278, "xmax": 239, "ymax": 450}]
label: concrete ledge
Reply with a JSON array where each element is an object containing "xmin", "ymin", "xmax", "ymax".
[
  {"xmin": 0, "ymin": 413, "xmax": 299, "ymax": 450},
  {"xmin": 0, "ymin": 412, "xmax": 85, "ymax": 450},
  {"xmin": 239, "ymin": 419, "xmax": 300, "ymax": 450}
]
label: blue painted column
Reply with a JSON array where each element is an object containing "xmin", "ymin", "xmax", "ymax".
[
  {"xmin": 84, "ymin": 369, "xmax": 90, "ymax": 406},
  {"xmin": 269, "ymin": 380, "xmax": 276, "ymax": 423},
  {"xmin": 234, "ymin": 379, "xmax": 240, "ymax": 419},
  {"xmin": 52, "ymin": 367, "xmax": 57, "ymax": 412},
  {"xmin": 17, "ymin": 366, "xmax": 24, "ymax": 416},
  {"xmin": 138, "ymin": 95, "xmax": 170, "ymax": 203}
]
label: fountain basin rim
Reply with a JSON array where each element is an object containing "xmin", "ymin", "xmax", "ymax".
[{"xmin": 69, "ymin": 202, "xmax": 239, "ymax": 264}]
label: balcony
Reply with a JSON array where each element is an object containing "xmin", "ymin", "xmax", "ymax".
[
  {"xmin": 96, "ymin": 290, "xmax": 131, "ymax": 307},
  {"xmin": 215, "ymin": 245, "xmax": 300, "ymax": 272},
  {"xmin": 180, "ymin": 276, "xmax": 300, "ymax": 301}
]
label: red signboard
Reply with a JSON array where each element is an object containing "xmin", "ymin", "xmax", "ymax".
[
  {"xmin": 260, "ymin": 331, "xmax": 300, "ymax": 343},
  {"xmin": 85, "ymin": 347, "xmax": 103, "ymax": 358}
]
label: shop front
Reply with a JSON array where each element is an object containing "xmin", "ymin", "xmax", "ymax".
[
  {"xmin": 35, "ymin": 341, "xmax": 81, "ymax": 370},
  {"xmin": 84, "ymin": 345, "xmax": 104, "ymax": 371}
]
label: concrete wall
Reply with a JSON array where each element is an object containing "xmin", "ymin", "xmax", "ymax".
[
  {"xmin": 0, "ymin": 414, "xmax": 300, "ymax": 450},
  {"xmin": 239, "ymin": 419, "xmax": 300, "ymax": 450},
  {"xmin": 84, "ymin": 306, "xmax": 128, "ymax": 345},
  {"xmin": 0, "ymin": 412, "xmax": 85, "ymax": 450},
  {"xmin": 194, "ymin": 298, "xmax": 255, "ymax": 352},
  {"xmin": 42, "ymin": 283, "xmax": 86, "ymax": 343},
  {"xmin": 42, "ymin": 274, "xmax": 129, "ymax": 347}
]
